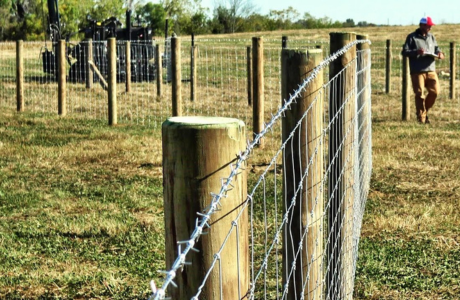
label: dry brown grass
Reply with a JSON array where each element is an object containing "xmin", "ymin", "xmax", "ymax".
[{"xmin": 1, "ymin": 24, "xmax": 460, "ymax": 299}]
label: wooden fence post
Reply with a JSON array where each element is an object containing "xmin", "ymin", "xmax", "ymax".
[
  {"xmin": 85, "ymin": 39, "xmax": 93, "ymax": 89},
  {"xmin": 357, "ymin": 34, "xmax": 371, "ymax": 193},
  {"xmin": 125, "ymin": 41, "xmax": 131, "ymax": 93},
  {"xmin": 190, "ymin": 44, "xmax": 197, "ymax": 101},
  {"xmin": 281, "ymin": 48, "xmax": 324, "ymax": 300},
  {"xmin": 108, "ymin": 37, "xmax": 117, "ymax": 125},
  {"xmin": 357, "ymin": 35, "xmax": 371, "ymax": 123},
  {"xmin": 156, "ymin": 44, "xmax": 162, "ymax": 97},
  {"xmin": 328, "ymin": 32, "xmax": 356, "ymax": 300},
  {"xmin": 402, "ymin": 56, "xmax": 411, "ymax": 120},
  {"xmin": 450, "ymin": 42, "xmax": 456, "ymax": 99},
  {"xmin": 58, "ymin": 39, "xmax": 66, "ymax": 116},
  {"xmin": 385, "ymin": 39, "xmax": 392, "ymax": 94},
  {"xmin": 246, "ymin": 46, "xmax": 252, "ymax": 106},
  {"xmin": 162, "ymin": 116, "xmax": 248, "ymax": 299},
  {"xmin": 282, "ymin": 35, "xmax": 288, "ymax": 48},
  {"xmin": 252, "ymin": 37, "xmax": 264, "ymax": 147},
  {"xmin": 16, "ymin": 40, "xmax": 24, "ymax": 112},
  {"xmin": 171, "ymin": 36, "xmax": 181, "ymax": 116}
]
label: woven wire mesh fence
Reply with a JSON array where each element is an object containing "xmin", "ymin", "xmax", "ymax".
[
  {"xmin": 179, "ymin": 38, "xmax": 330, "ymax": 130},
  {"xmin": 0, "ymin": 38, "xmax": 330, "ymax": 131},
  {"xmin": 149, "ymin": 39, "xmax": 372, "ymax": 300},
  {"xmin": 0, "ymin": 41, "xmax": 57, "ymax": 112},
  {"xmin": 0, "ymin": 42, "xmax": 16, "ymax": 109}
]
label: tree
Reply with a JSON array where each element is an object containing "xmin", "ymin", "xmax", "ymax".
[
  {"xmin": 183, "ymin": 10, "xmax": 209, "ymax": 34},
  {"xmin": 5, "ymin": 0, "xmax": 46, "ymax": 40},
  {"xmin": 136, "ymin": 2, "xmax": 166, "ymax": 36},
  {"xmin": 88, "ymin": 0, "xmax": 125, "ymax": 25},
  {"xmin": 343, "ymin": 18, "xmax": 355, "ymax": 27},
  {"xmin": 296, "ymin": 12, "xmax": 342, "ymax": 29},
  {"xmin": 160, "ymin": 0, "xmax": 208, "ymax": 35},
  {"xmin": 0, "ymin": 0, "xmax": 14, "ymax": 40},
  {"xmin": 59, "ymin": 0, "xmax": 93, "ymax": 38},
  {"xmin": 210, "ymin": 5, "xmax": 230, "ymax": 33},
  {"xmin": 268, "ymin": 6, "xmax": 300, "ymax": 30},
  {"xmin": 213, "ymin": 0, "xmax": 256, "ymax": 33},
  {"xmin": 161, "ymin": 0, "xmax": 190, "ymax": 34},
  {"xmin": 357, "ymin": 21, "xmax": 375, "ymax": 27},
  {"xmin": 162, "ymin": 0, "xmax": 193, "ymax": 18},
  {"xmin": 241, "ymin": 13, "xmax": 269, "ymax": 32}
]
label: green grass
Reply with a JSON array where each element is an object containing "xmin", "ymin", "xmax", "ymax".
[
  {"xmin": 353, "ymin": 110, "xmax": 460, "ymax": 299},
  {"xmin": 355, "ymin": 237, "xmax": 460, "ymax": 299},
  {"xmin": 2, "ymin": 99, "xmax": 459, "ymax": 299},
  {"xmin": 0, "ymin": 111, "xmax": 165, "ymax": 299}
]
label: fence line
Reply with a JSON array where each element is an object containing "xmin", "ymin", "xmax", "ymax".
[
  {"xmin": 149, "ymin": 37, "xmax": 372, "ymax": 299},
  {"xmin": 1, "ymin": 38, "xmax": 459, "ymax": 127},
  {"xmin": 369, "ymin": 40, "xmax": 459, "ymax": 121}
]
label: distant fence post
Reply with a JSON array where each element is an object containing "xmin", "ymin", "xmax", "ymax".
[
  {"xmin": 108, "ymin": 37, "xmax": 117, "ymax": 125},
  {"xmin": 85, "ymin": 39, "xmax": 93, "ymax": 89},
  {"xmin": 246, "ymin": 46, "xmax": 252, "ymax": 106},
  {"xmin": 402, "ymin": 56, "xmax": 411, "ymax": 120},
  {"xmin": 125, "ymin": 41, "xmax": 131, "ymax": 93},
  {"xmin": 171, "ymin": 36, "xmax": 182, "ymax": 116},
  {"xmin": 385, "ymin": 39, "xmax": 391, "ymax": 93},
  {"xmin": 16, "ymin": 40, "xmax": 24, "ymax": 112},
  {"xmin": 58, "ymin": 39, "xmax": 66, "ymax": 116},
  {"xmin": 190, "ymin": 39, "xmax": 197, "ymax": 101},
  {"xmin": 252, "ymin": 37, "xmax": 264, "ymax": 147},
  {"xmin": 328, "ymin": 32, "xmax": 356, "ymax": 300},
  {"xmin": 162, "ymin": 116, "xmax": 248, "ymax": 299},
  {"xmin": 450, "ymin": 42, "xmax": 456, "ymax": 99},
  {"xmin": 282, "ymin": 35, "xmax": 288, "ymax": 48},
  {"xmin": 281, "ymin": 48, "xmax": 324, "ymax": 300},
  {"xmin": 156, "ymin": 44, "xmax": 162, "ymax": 97}
]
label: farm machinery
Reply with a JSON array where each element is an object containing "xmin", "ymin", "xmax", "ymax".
[{"xmin": 42, "ymin": 0, "xmax": 156, "ymax": 83}]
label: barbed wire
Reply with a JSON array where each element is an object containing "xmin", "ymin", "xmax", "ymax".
[{"xmin": 148, "ymin": 38, "xmax": 371, "ymax": 300}]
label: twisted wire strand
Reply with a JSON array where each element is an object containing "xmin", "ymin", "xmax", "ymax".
[{"xmin": 149, "ymin": 39, "xmax": 371, "ymax": 300}]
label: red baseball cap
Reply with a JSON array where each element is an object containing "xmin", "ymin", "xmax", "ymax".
[{"xmin": 420, "ymin": 16, "xmax": 435, "ymax": 26}]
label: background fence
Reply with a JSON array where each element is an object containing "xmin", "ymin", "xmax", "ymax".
[{"xmin": 1, "ymin": 37, "xmax": 459, "ymax": 130}]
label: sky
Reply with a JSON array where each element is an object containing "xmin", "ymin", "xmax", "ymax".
[{"xmin": 201, "ymin": 0, "xmax": 459, "ymax": 26}]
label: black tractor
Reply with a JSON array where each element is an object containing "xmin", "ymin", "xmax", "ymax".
[{"xmin": 42, "ymin": 0, "xmax": 156, "ymax": 83}]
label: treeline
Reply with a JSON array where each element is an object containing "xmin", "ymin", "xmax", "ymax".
[{"xmin": 0, "ymin": 0, "xmax": 378, "ymax": 41}]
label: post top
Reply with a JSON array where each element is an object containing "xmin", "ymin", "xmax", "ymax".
[
  {"xmin": 329, "ymin": 32, "xmax": 357, "ymax": 37},
  {"xmin": 164, "ymin": 116, "xmax": 245, "ymax": 128},
  {"xmin": 282, "ymin": 48, "xmax": 322, "ymax": 53}
]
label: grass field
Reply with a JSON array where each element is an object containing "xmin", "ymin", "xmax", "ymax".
[
  {"xmin": 1, "ymin": 24, "xmax": 460, "ymax": 299},
  {"xmin": 354, "ymin": 97, "xmax": 460, "ymax": 299},
  {"xmin": 0, "ymin": 113, "xmax": 164, "ymax": 299}
]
